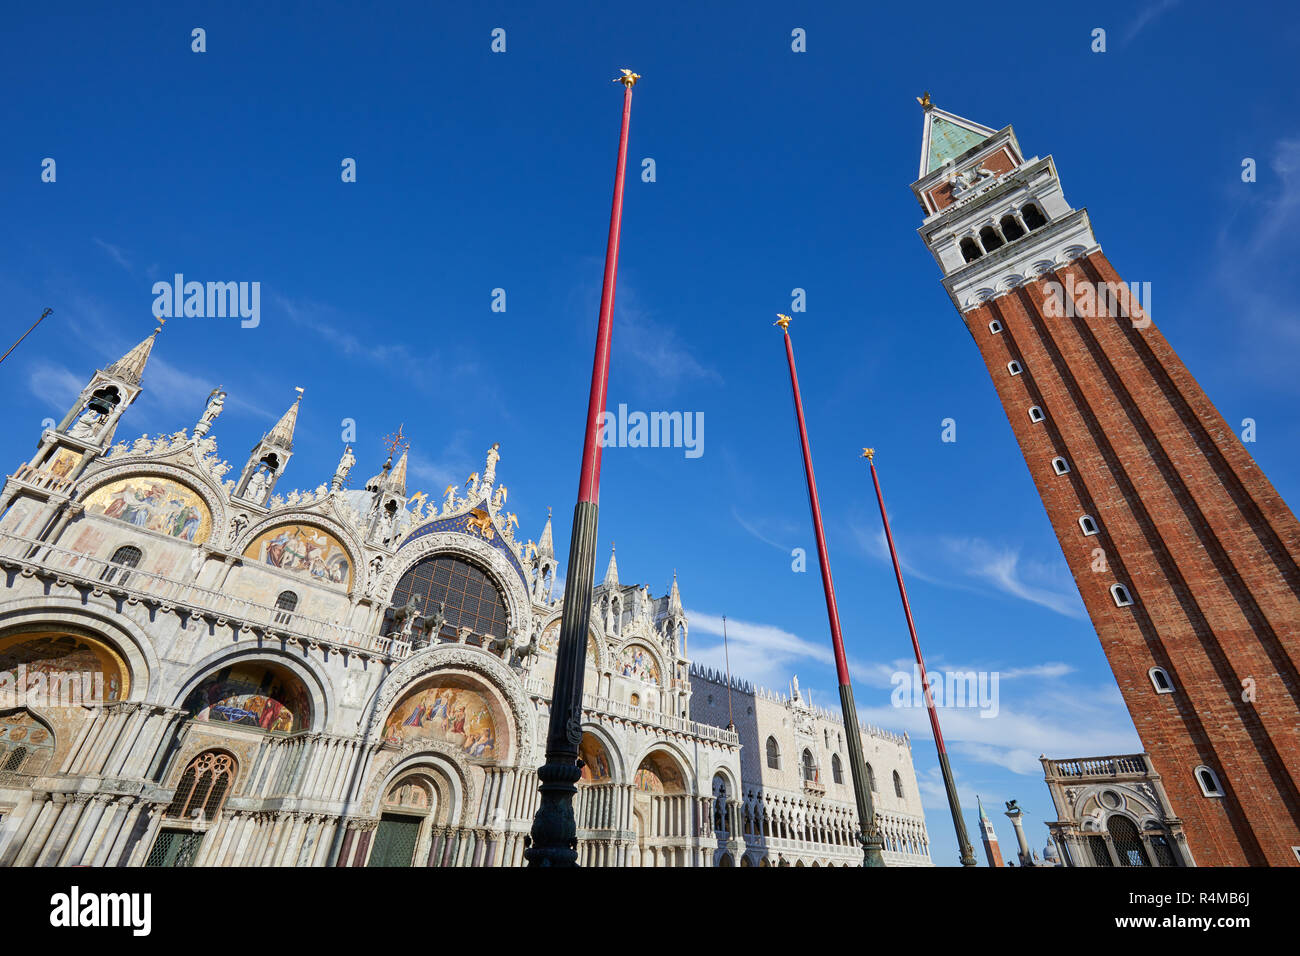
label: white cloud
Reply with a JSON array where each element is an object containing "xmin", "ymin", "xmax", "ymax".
[
  {"xmin": 853, "ymin": 681, "xmax": 1140, "ymax": 778},
  {"xmin": 26, "ymin": 361, "xmax": 84, "ymax": 411},
  {"xmin": 687, "ymin": 610, "xmax": 834, "ymax": 690},
  {"xmin": 1123, "ymin": 0, "xmax": 1182, "ymax": 44},
  {"xmin": 941, "ymin": 536, "xmax": 1086, "ymax": 619},
  {"xmin": 731, "ymin": 505, "xmax": 795, "ymax": 552},
  {"xmin": 92, "ymin": 238, "xmax": 133, "ymax": 272}
]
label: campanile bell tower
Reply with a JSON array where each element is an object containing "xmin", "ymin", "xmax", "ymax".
[{"xmin": 911, "ymin": 97, "xmax": 1300, "ymax": 866}]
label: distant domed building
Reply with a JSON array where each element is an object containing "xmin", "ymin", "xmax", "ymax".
[{"xmin": 0, "ymin": 326, "xmax": 929, "ymax": 867}]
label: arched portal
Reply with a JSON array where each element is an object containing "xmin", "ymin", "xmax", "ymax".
[
  {"xmin": 381, "ymin": 674, "xmax": 505, "ymax": 761},
  {"xmin": 369, "ymin": 772, "xmax": 445, "ymax": 867},
  {"xmin": 0, "ymin": 630, "xmax": 131, "ymax": 705},
  {"xmin": 182, "ymin": 660, "xmax": 312, "ymax": 733},
  {"xmin": 576, "ymin": 731, "xmax": 618, "ymax": 865},
  {"xmin": 632, "ymin": 748, "xmax": 691, "ymax": 868}
]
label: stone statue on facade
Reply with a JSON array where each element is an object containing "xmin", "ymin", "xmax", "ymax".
[
  {"xmin": 331, "ymin": 444, "xmax": 356, "ymax": 491},
  {"xmin": 193, "ymin": 387, "xmax": 226, "ymax": 438},
  {"xmin": 487, "ymin": 628, "xmax": 515, "ymax": 659},
  {"xmin": 510, "ymin": 622, "xmax": 540, "ymax": 668},
  {"xmin": 68, "ymin": 407, "xmax": 107, "ymax": 441},
  {"xmin": 245, "ymin": 468, "xmax": 270, "ymax": 505},
  {"xmin": 483, "ymin": 442, "xmax": 501, "ymax": 486},
  {"xmin": 425, "ymin": 600, "xmax": 447, "ymax": 644}
]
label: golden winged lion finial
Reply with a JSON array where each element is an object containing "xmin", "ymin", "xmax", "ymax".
[
  {"xmin": 614, "ymin": 69, "xmax": 641, "ymax": 88},
  {"xmin": 862, "ymin": 447, "xmax": 876, "ymax": 461},
  {"xmin": 774, "ymin": 313, "xmax": 792, "ymax": 331}
]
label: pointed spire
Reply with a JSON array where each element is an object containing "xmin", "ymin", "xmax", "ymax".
[
  {"xmin": 537, "ymin": 507, "xmax": 555, "ymax": 557},
  {"xmin": 105, "ymin": 321, "xmax": 163, "ymax": 386},
  {"xmin": 387, "ymin": 449, "xmax": 408, "ymax": 495},
  {"xmin": 602, "ymin": 542, "xmax": 619, "ymax": 587},
  {"xmin": 917, "ymin": 97, "xmax": 997, "ymax": 178},
  {"xmin": 978, "ymin": 794, "xmax": 991, "ymax": 823},
  {"xmin": 668, "ymin": 569, "xmax": 682, "ymax": 611},
  {"xmin": 265, "ymin": 388, "xmax": 303, "ymax": 450}
]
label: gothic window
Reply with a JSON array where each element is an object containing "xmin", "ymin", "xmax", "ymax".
[
  {"xmin": 1079, "ymin": 515, "xmax": 1099, "ymax": 535},
  {"xmin": 893, "ymin": 770, "xmax": 904, "ymax": 799},
  {"xmin": 866, "ymin": 762, "xmax": 877, "ymax": 792},
  {"xmin": 387, "ymin": 555, "xmax": 509, "ymax": 642},
  {"xmin": 145, "ymin": 829, "xmax": 205, "ymax": 868},
  {"xmin": 1028, "ymin": 406, "xmax": 1045, "ymax": 423},
  {"xmin": 1087, "ymin": 834, "xmax": 1114, "ymax": 866},
  {"xmin": 988, "ymin": 319, "xmax": 1003, "ymax": 333},
  {"xmin": 1000, "ymin": 214, "xmax": 1026, "ymax": 241},
  {"xmin": 273, "ymin": 590, "xmax": 298, "ymax": 626},
  {"xmin": 832, "ymin": 754, "xmax": 843, "ymax": 785},
  {"xmin": 765, "ymin": 736, "xmax": 780, "ymax": 770},
  {"xmin": 1, "ymin": 747, "xmax": 28, "ymax": 772},
  {"xmin": 1149, "ymin": 666, "xmax": 1174, "ymax": 694},
  {"xmin": 1051, "ymin": 456, "xmax": 1070, "ymax": 475},
  {"xmin": 1022, "ymin": 203, "xmax": 1048, "ymax": 230},
  {"xmin": 1195, "ymin": 766, "xmax": 1224, "ymax": 797},
  {"xmin": 960, "ymin": 237, "xmax": 982, "ymax": 263},
  {"xmin": 1110, "ymin": 583, "xmax": 1134, "ymax": 607},
  {"xmin": 166, "ymin": 750, "xmax": 237, "ymax": 822},
  {"xmin": 101, "ymin": 545, "xmax": 142, "ymax": 585},
  {"xmin": 1007, "ymin": 360, "xmax": 1023, "ymax": 376},
  {"xmin": 978, "ymin": 225, "xmax": 1004, "ymax": 253},
  {"xmin": 1150, "ymin": 834, "xmax": 1178, "ymax": 866},
  {"xmin": 1107, "ymin": 815, "xmax": 1150, "ymax": 866},
  {"xmin": 801, "ymin": 749, "xmax": 818, "ymax": 783}
]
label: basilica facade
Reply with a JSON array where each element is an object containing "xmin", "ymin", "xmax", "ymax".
[{"xmin": 0, "ymin": 325, "xmax": 928, "ymax": 867}]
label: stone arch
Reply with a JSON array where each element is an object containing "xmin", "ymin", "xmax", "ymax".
[
  {"xmin": 0, "ymin": 596, "xmax": 160, "ymax": 702},
  {"xmin": 538, "ymin": 611, "xmax": 608, "ymax": 675},
  {"xmin": 369, "ymin": 647, "xmax": 530, "ymax": 764},
  {"xmin": 377, "ymin": 532, "xmax": 531, "ymax": 637},
  {"xmin": 72, "ymin": 463, "xmax": 227, "ymax": 547},
  {"xmin": 578, "ymin": 723, "xmax": 623, "ymax": 784},
  {"xmin": 364, "ymin": 747, "xmax": 473, "ymax": 828},
  {"xmin": 234, "ymin": 513, "xmax": 364, "ymax": 596},
  {"xmin": 171, "ymin": 646, "xmax": 331, "ymax": 733},
  {"xmin": 0, "ymin": 708, "xmax": 57, "ymax": 777},
  {"xmin": 369, "ymin": 639, "xmax": 530, "ymax": 764},
  {"xmin": 613, "ymin": 636, "xmax": 667, "ymax": 687},
  {"xmin": 630, "ymin": 740, "xmax": 695, "ymax": 796}
]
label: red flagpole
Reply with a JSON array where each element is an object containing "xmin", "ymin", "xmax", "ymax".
[
  {"xmin": 864, "ymin": 448, "xmax": 978, "ymax": 866},
  {"xmin": 527, "ymin": 70, "xmax": 640, "ymax": 867},
  {"xmin": 776, "ymin": 314, "xmax": 885, "ymax": 867}
]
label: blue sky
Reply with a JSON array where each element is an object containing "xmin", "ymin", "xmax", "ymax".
[{"xmin": 3, "ymin": 1, "xmax": 1297, "ymax": 866}]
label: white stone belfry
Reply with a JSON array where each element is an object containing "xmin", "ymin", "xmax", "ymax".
[{"xmin": 233, "ymin": 387, "xmax": 302, "ymax": 506}]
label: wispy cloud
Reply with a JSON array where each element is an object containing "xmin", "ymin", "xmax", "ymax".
[
  {"xmin": 687, "ymin": 611, "xmax": 835, "ymax": 689},
  {"xmin": 855, "ymin": 680, "xmax": 1140, "ymax": 780},
  {"xmin": 731, "ymin": 505, "xmax": 799, "ymax": 552},
  {"xmin": 92, "ymin": 238, "xmax": 133, "ymax": 273},
  {"xmin": 1122, "ymin": 0, "xmax": 1182, "ymax": 45},
  {"xmin": 941, "ymin": 536, "xmax": 1087, "ymax": 619},
  {"xmin": 26, "ymin": 361, "xmax": 85, "ymax": 412},
  {"xmin": 1210, "ymin": 139, "xmax": 1300, "ymax": 392},
  {"xmin": 852, "ymin": 521, "xmax": 1085, "ymax": 619}
]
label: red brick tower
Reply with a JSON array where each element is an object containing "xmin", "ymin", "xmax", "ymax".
[
  {"xmin": 977, "ymin": 796, "xmax": 1005, "ymax": 868},
  {"xmin": 910, "ymin": 99, "xmax": 1300, "ymax": 866}
]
